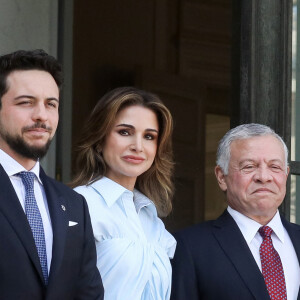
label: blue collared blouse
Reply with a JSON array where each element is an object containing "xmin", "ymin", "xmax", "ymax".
[{"xmin": 74, "ymin": 176, "xmax": 176, "ymax": 300}]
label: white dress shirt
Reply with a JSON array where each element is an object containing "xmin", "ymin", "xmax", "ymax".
[
  {"xmin": 74, "ymin": 176, "xmax": 176, "ymax": 300},
  {"xmin": 0, "ymin": 149, "xmax": 53, "ymax": 273},
  {"xmin": 228, "ymin": 206, "xmax": 300, "ymax": 300}
]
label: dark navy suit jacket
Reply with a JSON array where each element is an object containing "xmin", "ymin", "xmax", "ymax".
[
  {"xmin": 0, "ymin": 164, "xmax": 104, "ymax": 300},
  {"xmin": 171, "ymin": 210, "xmax": 300, "ymax": 300}
]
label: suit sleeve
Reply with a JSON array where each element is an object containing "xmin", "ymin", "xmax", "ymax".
[
  {"xmin": 171, "ymin": 232, "xmax": 200, "ymax": 300},
  {"xmin": 74, "ymin": 196, "xmax": 104, "ymax": 300}
]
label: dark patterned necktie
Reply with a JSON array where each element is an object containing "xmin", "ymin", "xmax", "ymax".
[
  {"xmin": 18, "ymin": 171, "xmax": 48, "ymax": 285},
  {"xmin": 259, "ymin": 226, "xmax": 287, "ymax": 300}
]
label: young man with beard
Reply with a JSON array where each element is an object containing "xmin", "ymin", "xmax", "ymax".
[{"xmin": 0, "ymin": 49, "xmax": 104, "ymax": 299}]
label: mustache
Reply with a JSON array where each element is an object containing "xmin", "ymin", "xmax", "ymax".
[{"xmin": 22, "ymin": 122, "xmax": 52, "ymax": 132}]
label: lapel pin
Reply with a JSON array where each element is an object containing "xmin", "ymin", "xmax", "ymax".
[{"xmin": 61, "ymin": 205, "xmax": 66, "ymax": 211}]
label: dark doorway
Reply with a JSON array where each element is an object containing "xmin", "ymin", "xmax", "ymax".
[{"xmin": 72, "ymin": 0, "xmax": 232, "ymax": 230}]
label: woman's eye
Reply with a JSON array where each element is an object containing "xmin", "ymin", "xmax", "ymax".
[
  {"xmin": 118, "ymin": 130, "xmax": 130, "ymax": 136},
  {"xmin": 144, "ymin": 134, "xmax": 155, "ymax": 140}
]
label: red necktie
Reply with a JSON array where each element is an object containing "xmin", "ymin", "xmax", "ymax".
[{"xmin": 259, "ymin": 226, "xmax": 287, "ymax": 300}]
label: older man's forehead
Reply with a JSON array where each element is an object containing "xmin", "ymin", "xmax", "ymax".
[
  {"xmin": 231, "ymin": 134, "xmax": 284, "ymax": 147},
  {"xmin": 230, "ymin": 135, "xmax": 285, "ymax": 159}
]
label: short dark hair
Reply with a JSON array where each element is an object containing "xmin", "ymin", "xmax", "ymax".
[{"xmin": 0, "ymin": 49, "xmax": 63, "ymax": 107}]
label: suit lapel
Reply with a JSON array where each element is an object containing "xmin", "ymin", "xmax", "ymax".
[
  {"xmin": 39, "ymin": 168, "xmax": 68, "ymax": 286},
  {"xmin": 282, "ymin": 216, "xmax": 300, "ymax": 262},
  {"xmin": 0, "ymin": 165, "xmax": 44, "ymax": 282},
  {"xmin": 281, "ymin": 216, "xmax": 300, "ymax": 300},
  {"xmin": 212, "ymin": 210, "xmax": 270, "ymax": 300}
]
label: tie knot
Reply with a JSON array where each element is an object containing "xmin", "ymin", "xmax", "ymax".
[
  {"xmin": 259, "ymin": 225, "xmax": 273, "ymax": 238},
  {"xmin": 17, "ymin": 171, "xmax": 35, "ymax": 189}
]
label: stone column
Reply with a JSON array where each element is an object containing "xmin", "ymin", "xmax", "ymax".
[
  {"xmin": 0, "ymin": 0, "xmax": 59, "ymax": 178},
  {"xmin": 231, "ymin": 0, "xmax": 293, "ymax": 218}
]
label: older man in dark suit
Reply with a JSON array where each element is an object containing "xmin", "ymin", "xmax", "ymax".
[
  {"xmin": 0, "ymin": 49, "xmax": 104, "ymax": 299},
  {"xmin": 171, "ymin": 123, "xmax": 300, "ymax": 300}
]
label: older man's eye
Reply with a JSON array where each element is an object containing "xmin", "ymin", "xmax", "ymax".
[
  {"xmin": 270, "ymin": 165, "xmax": 282, "ymax": 172},
  {"xmin": 244, "ymin": 165, "xmax": 254, "ymax": 169},
  {"xmin": 241, "ymin": 165, "xmax": 255, "ymax": 172}
]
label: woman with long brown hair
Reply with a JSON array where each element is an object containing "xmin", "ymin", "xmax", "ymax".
[{"xmin": 72, "ymin": 87, "xmax": 176, "ymax": 300}]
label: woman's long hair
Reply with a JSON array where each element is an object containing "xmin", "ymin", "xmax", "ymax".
[{"xmin": 71, "ymin": 87, "xmax": 174, "ymax": 217}]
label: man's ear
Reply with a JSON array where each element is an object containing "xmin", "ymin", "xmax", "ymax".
[{"xmin": 215, "ymin": 165, "xmax": 227, "ymax": 192}]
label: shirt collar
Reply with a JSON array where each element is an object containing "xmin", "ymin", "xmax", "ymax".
[
  {"xmin": 0, "ymin": 149, "xmax": 42, "ymax": 184},
  {"xmin": 227, "ymin": 206, "xmax": 285, "ymax": 244},
  {"xmin": 90, "ymin": 176, "xmax": 157, "ymax": 216},
  {"xmin": 133, "ymin": 189, "xmax": 157, "ymax": 216},
  {"xmin": 90, "ymin": 176, "xmax": 130, "ymax": 207},
  {"xmin": 266, "ymin": 210, "xmax": 285, "ymax": 243}
]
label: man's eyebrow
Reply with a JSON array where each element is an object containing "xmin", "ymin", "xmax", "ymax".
[
  {"xmin": 116, "ymin": 123, "xmax": 158, "ymax": 133},
  {"xmin": 239, "ymin": 159, "xmax": 255, "ymax": 163},
  {"xmin": 14, "ymin": 95, "xmax": 59, "ymax": 102},
  {"xmin": 14, "ymin": 95, "xmax": 35, "ymax": 100},
  {"xmin": 47, "ymin": 97, "xmax": 59, "ymax": 102},
  {"xmin": 239, "ymin": 158, "xmax": 284, "ymax": 164},
  {"xmin": 268, "ymin": 159, "xmax": 284, "ymax": 164}
]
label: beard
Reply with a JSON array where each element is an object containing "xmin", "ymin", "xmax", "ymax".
[{"xmin": 0, "ymin": 123, "xmax": 53, "ymax": 161}]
